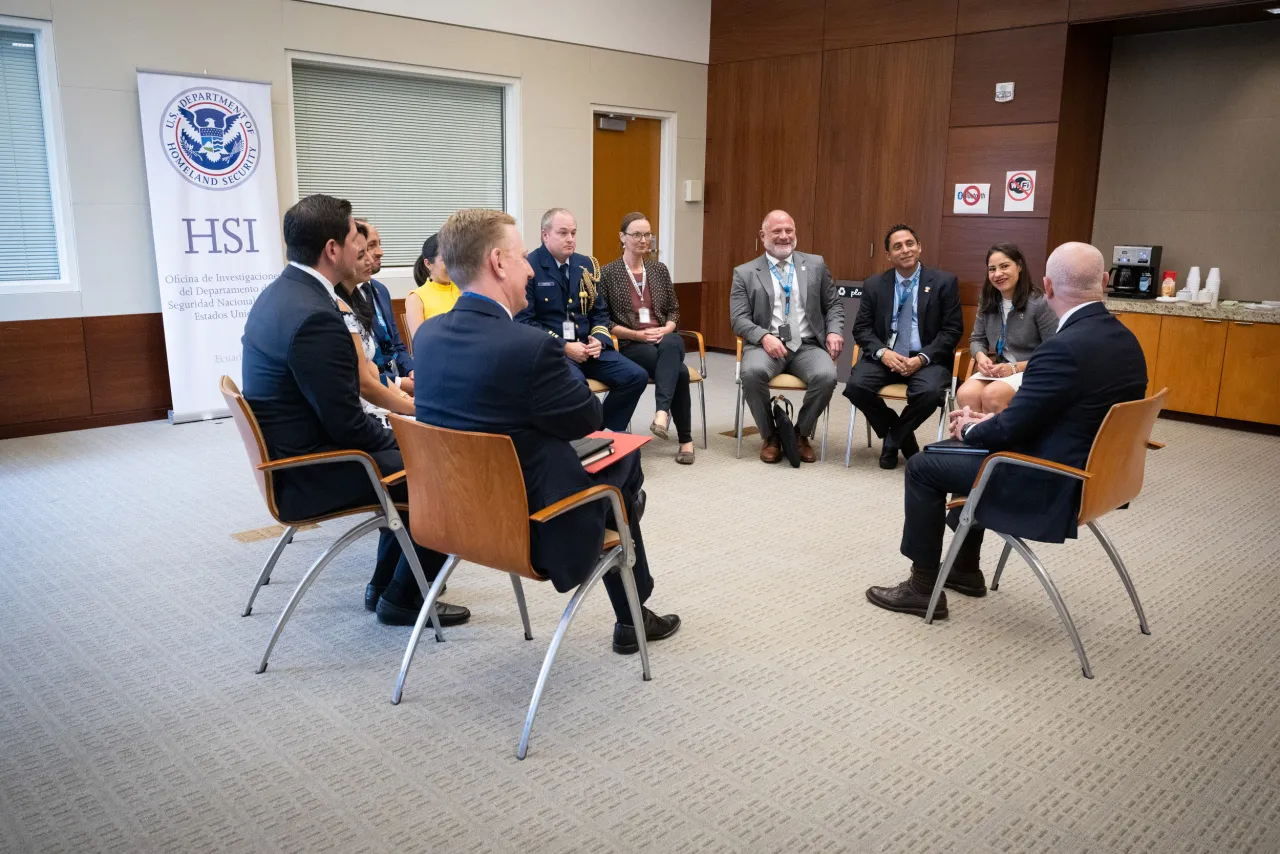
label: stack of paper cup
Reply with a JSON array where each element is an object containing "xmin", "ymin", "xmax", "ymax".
[
  {"xmin": 1206, "ymin": 267, "xmax": 1221, "ymax": 297},
  {"xmin": 1187, "ymin": 266, "xmax": 1201, "ymax": 297}
]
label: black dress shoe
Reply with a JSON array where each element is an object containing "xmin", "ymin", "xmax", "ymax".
[
  {"xmin": 879, "ymin": 443, "xmax": 899, "ymax": 469},
  {"xmin": 865, "ymin": 579, "xmax": 948, "ymax": 619},
  {"xmin": 613, "ymin": 607, "xmax": 681, "ymax": 654},
  {"xmin": 901, "ymin": 433, "xmax": 921, "ymax": 460},
  {"xmin": 943, "ymin": 569, "xmax": 987, "ymax": 597},
  {"xmin": 634, "ymin": 489, "xmax": 646, "ymax": 523},
  {"xmin": 365, "ymin": 583, "xmax": 386, "ymax": 612},
  {"xmin": 376, "ymin": 596, "xmax": 470, "ymax": 627}
]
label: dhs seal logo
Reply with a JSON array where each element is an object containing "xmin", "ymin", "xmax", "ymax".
[{"xmin": 160, "ymin": 87, "xmax": 260, "ymax": 190}]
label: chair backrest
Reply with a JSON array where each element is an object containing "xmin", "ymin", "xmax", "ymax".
[
  {"xmin": 389, "ymin": 415, "xmax": 540, "ymax": 578},
  {"xmin": 396, "ymin": 310, "xmax": 412, "ymax": 355},
  {"xmin": 219, "ymin": 375, "xmax": 281, "ymax": 521},
  {"xmin": 1078, "ymin": 388, "xmax": 1168, "ymax": 525}
]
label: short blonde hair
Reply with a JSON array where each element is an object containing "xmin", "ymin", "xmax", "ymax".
[{"xmin": 439, "ymin": 209, "xmax": 517, "ymax": 287}]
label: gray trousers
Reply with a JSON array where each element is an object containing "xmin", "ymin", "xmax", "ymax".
[{"xmin": 741, "ymin": 340, "xmax": 837, "ymax": 440}]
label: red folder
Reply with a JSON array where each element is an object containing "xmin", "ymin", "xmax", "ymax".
[{"xmin": 583, "ymin": 431, "xmax": 652, "ymax": 474}]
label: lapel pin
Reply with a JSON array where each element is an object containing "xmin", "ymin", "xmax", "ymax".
[
  {"xmin": 801, "ymin": 266, "xmax": 807, "ymax": 271},
  {"xmin": 924, "ymin": 286, "xmax": 931, "ymax": 293}
]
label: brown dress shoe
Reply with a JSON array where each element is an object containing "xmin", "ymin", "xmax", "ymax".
[
  {"xmin": 797, "ymin": 436, "xmax": 817, "ymax": 463},
  {"xmin": 760, "ymin": 436, "xmax": 782, "ymax": 463}
]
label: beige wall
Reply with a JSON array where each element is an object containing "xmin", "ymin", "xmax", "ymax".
[
  {"xmin": 1092, "ymin": 22, "xmax": 1280, "ymax": 303},
  {"xmin": 0, "ymin": 0, "xmax": 707, "ymax": 321}
]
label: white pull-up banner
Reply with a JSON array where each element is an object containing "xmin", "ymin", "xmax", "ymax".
[{"xmin": 137, "ymin": 71, "xmax": 282, "ymax": 423}]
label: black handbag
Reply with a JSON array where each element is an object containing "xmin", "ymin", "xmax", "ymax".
[{"xmin": 770, "ymin": 395, "xmax": 802, "ymax": 468}]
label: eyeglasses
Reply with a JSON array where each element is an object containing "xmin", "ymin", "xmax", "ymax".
[{"xmin": 625, "ymin": 232, "xmax": 654, "ymax": 240}]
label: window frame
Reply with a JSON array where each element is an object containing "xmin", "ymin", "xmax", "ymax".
[
  {"xmin": 0, "ymin": 15, "xmax": 77, "ymax": 294},
  {"xmin": 284, "ymin": 51, "xmax": 522, "ymax": 279}
]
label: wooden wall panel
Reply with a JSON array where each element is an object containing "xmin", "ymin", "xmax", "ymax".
[
  {"xmin": 1047, "ymin": 24, "xmax": 1112, "ymax": 250},
  {"xmin": 812, "ymin": 37, "xmax": 954, "ymax": 281},
  {"xmin": 702, "ymin": 53, "xmax": 823, "ymax": 349},
  {"xmin": 949, "ymin": 25, "xmax": 1068, "ymax": 126},
  {"xmin": 709, "ymin": 0, "xmax": 826, "ymax": 64},
  {"xmin": 0, "ymin": 318, "xmax": 92, "ymax": 427},
  {"xmin": 943, "ymin": 123, "xmax": 1059, "ymax": 219},
  {"xmin": 938, "ymin": 216, "xmax": 1050, "ymax": 286},
  {"xmin": 82, "ymin": 314, "xmax": 171, "ymax": 415},
  {"xmin": 674, "ymin": 282, "xmax": 704, "ymax": 338},
  {"xmin": 957, "ymin": 0, "xmax": 1069, "ymax": 32},
  {"xmin": 823, "ymin": 0, "xmax": 958, "ymax": 50},
  {"xmin": 1069, "ymin": 0, "xmax": 1258, "ymax": 22}
]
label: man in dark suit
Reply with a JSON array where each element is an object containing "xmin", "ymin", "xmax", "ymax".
[
  {"xmin": 356, "ymin": 218, "xmax": 414, "ymax": 392},
  {"xmin": 515, "ymin": 207, "xmax": 648, "ymax": 432},
  {"xmin": 239, "ymin": 194, "xmax": 469, "ymax": 627},
  {"xmin": 844, "ymin": 224, "xmax": 964, "ymax": 469},
  {"xmin": 866, "ymin": 242, "xmax": 1148, "ymax": 619},
  {"xmin": 415, "ymin": 208, "xmax": 680, "ymax": 654}
]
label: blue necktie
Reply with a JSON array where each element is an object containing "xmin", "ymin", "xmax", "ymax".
[{"xmin": 893, "ymin": 281, "xmax": 914, "ymax": 356}]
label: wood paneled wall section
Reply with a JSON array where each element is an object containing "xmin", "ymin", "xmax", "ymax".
[{"xmin": 0, "ymin": 314, "xmax": 171, "ymax": 439}]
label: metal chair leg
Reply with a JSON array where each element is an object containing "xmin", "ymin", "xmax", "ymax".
[
  {"xmin": 866, "ymin": 420, "xmax": 872, "ymax": 448},
  {"xmin": 820, "ymin": 404, "xmax": 829, "ymax": 461},
  {"xmin": 391, "ymin": 554, "xmax": 462, "ymax": 704},
  {"xmin": 243, "ymin": 524, "xmax": 296, "ymax": 616},
  {"xmin": 926, "ymin": 520, "xmax": 972, "ymax": 624},
  {"xmin": 991, "ymin": 541, "xmax": 1012, "ymax": 590},
  {"xmin": 845, "ymin": 403, "xmax": 856, "ymax": 467},
  {"xmin": 518, "ymin": 547, "xmax": 628, "ymax": 760},
  {"xmin": 735, "ymin": 382, "xmax": 745, "ymax": 459},
  {"xmin": 1004, "ymin": 535, "xmax": 1094, "ymax": 679},
  {"xmin": 699, "ymin": 382, "xmax": 708, "ymax": 449},
  {"xmin": 1087, "ymin": 520, "xmax": 1150, "ymax": 635},
  {"xmin": 257, "ymin": 515, "xmax": 383, "ymax": 673},
  {"xmin": 511, "ymin": 574, "xmax": 534, "ymax": 641}
]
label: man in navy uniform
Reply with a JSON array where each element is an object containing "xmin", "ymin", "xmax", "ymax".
[{"xmin": 516, "ymin": 208, "xmax": 648, "ymax": 432}]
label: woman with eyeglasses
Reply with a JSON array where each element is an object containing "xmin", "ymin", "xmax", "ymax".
[
  {"xmin": 598, "ymin": 212, "xmax": 694, "ymax": 464},
  {"xmin": 955, "ymin": 243, "xmax": 1058, "ymax": 415}
]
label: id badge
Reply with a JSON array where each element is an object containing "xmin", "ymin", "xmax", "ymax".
[
  {"xmin": 638, "ymin": 307, "xmax": 651, "ymax": 325},
  {"xmin": 562, "ymin": 321, "xmax": 576, "ymax": 340},
  {"xmin": 778, "ymin": 323, "xmax": 793, "ymax": 342},
  {"xmin": 886, "ymin": 331, "xmax": 898, "ymax": 350}
]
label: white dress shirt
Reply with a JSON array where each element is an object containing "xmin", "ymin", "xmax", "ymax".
[
  {"xmin": 767, "ymin": 252, "xmax": 813, "ymax": 341},
  {"xmin": 1056, "ymin": 300, "xmax": 1102, "ymax": 332}
]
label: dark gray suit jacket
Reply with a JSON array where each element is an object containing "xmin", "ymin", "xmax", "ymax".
[
  {"xmin": 729, "ymin": 251, "xmax": 843, "ymax": 345},
  {"xmin": 970, "ymin": 292, "xmax": 1058, "ymax": 364}
]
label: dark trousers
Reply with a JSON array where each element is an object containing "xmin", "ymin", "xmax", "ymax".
[
  {"xmin": 531, "ymin": 452, "xmax": 654, "ymax": 623},
  {"xmin": 843, "ymin": 355, "xmax": 951, "ymax": 448},
  {"xmin": 620, "ymin": 335, "xmax": 692, "ymax": 443},
  {"xmin": 274, "ymin": 446, "xmax": 447, "ymax": 595},
  {"xmin": 569, "ymin": 347, "xmax": 649, "ymax": 432},
  {"xmin": 901, "ymin": 451, "xmax": 986, "ymax": 581}
]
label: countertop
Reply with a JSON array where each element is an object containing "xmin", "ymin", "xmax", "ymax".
[{"xmin": 1105, "ymin": 298, "xmax": 1280, "ymax": 324}]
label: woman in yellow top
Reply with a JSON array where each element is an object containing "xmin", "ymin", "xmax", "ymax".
[{"xmin": 405, "ymin": 233, "xmax": 461, "ymax": 339}]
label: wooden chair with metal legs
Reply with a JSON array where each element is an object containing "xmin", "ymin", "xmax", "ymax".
[
  {"xmin": 924, "ymin": 389, "xmax": 1169, "ymax": 678},
  {"xmin": 386, "ymin": 415, "xmax": 651, "ymax": 760},
  {"xmin": 220, "ymin": 376, "xmax": 441, "ymax": 673},
  {"xmin": 396, "ymin": 310, "xmax": 411, "ymax": 356},
  {"xmin": 606, "ymin": 331, "xmax": 709, "ymax": 448},
  {"xmin": 844, "ymin": 346, "xmax": 964, "ymax": 467},
  {"xmin": 733, "ymin": 337, "xmax": 830, "ymax": 460}
]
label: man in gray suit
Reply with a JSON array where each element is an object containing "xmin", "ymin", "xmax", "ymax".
[{"xmin": 730, "ymin": 210, "xmax": 845, "ymax": 463}]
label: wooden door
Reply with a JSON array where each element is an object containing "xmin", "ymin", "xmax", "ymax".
[
  {"xmin": 1113, "ymin": 311, "xmax": 1162, "ymax": 396},
  {"xmin": 702, "ymin": 53, "xmax": 823, "ymax": 350},
  {"xmin": 593, "ymin": 116, "xmax": 661, "ymax": 265},
  {"xmin": 812, "ymin": 37, "xmax": 954, "ymax": 282},
  {"xmin": 1216, "ymin": 321, "xmax": 1280, "ymax": 425},
  {"xmin": 1152, "ymin": 316, "xmax": 1227, "ymax": 416}
]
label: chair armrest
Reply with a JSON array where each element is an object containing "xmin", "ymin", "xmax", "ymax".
[
  {"xmin": 951, "ymin": 348, "xmax": 962, "ymax": 376},
  {"xmin": 381, "ymin": 470, "xmax": 406, "ymax": 487},
  {"xmin": 611, "ymin": 333, "xmax": 620, "ymax": 350},
  {"xmin": 973, "ymin": 451, "xmax": 1092, "ymax": 486},
  {"xmin": 678, "ymin": 329, "xmax": 706, "ymax": 359},
  {"xmin": 946, "ymin": 497, "xmax": 967, "ymax": 510},
  {"xmin": 529, "ymin": 484, "xmax": 628, "ymax": 525},
  {"xmin": 258, "ymin": 450, "xmax": 400, "ymax": 523},
  {"xmin": 735, "ymin": 336, "xmax": 743, "ymax": 363},
  {"xmin": 1147, "ymin": 440, "xmax": 1165, "ymax": 450}
]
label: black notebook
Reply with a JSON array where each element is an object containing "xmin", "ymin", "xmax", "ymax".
[
  {"xmin": 923, "ymin": 438, "xmax": 990, "ymax": 457},
  {"xmin": 571, "ymin": 437, "xmax": 615, "ymax": 466}
]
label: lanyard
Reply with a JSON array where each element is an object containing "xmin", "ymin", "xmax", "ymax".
[
  {"xmin": 893, "ymin": 270, "xmax": 918, "ymax": 330},
  {"xmin": 630, "ymin": 265, "xmax": 647, "ymax": 299},
  {"xmin": 771, "ymin": 261, "xmax": 794, "ymax": 318},
  {"xmin": 997, "ymin": 303, "xmax": 1010, "ymax": 358}
]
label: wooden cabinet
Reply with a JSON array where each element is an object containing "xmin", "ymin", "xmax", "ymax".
[
  {"xmin": 1216, "ymin": 322, "xmax": 1280, "ymax": 426},
  {"xmin": 1152, "ymin": 316, "xmax": 1227, "ymax": 417},
  {"xmin": 1113, "ymin": 312, "xmax": 1162, "ymax": 397}
]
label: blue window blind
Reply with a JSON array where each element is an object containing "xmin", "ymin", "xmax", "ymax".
[
  {"xmin": 292, "ymin": 62, "xmax": 505, "ymax": 267},
  {"xmin": 0, "ymin": 28, "xmax": 60, "ymax": 282}
]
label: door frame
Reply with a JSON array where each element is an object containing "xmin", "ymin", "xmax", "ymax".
[{"xmin": 589, "ymin": 104, "xmax": 677, "ymax": 271}]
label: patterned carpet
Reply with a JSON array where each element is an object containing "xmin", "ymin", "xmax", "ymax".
[{"xmin": 2, "ymin": 352, "xmax": 1278, "ymax": 853}]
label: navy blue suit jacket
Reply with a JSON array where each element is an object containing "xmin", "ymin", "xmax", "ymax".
[
  {"xmin": 240, "ymin": 265, "xmax": 396, "ymax": 515},
  {"xmin": 514, "ymin": 244, "xmax": 614, "ymax": 349},
  {"xmin": 368, "ymin": 278, "xmax": 413, "ymax": 379},
  {"xmin": 963, "ymin": 302, "xmax": 1148, "ymax": 543},
  {"xmin": 854, "ymin": 266, "xmax": 964, "ymax": 368},
  {"xmin": 413, "ymin": 294, "xmax": 609, "ymax": 589}
]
